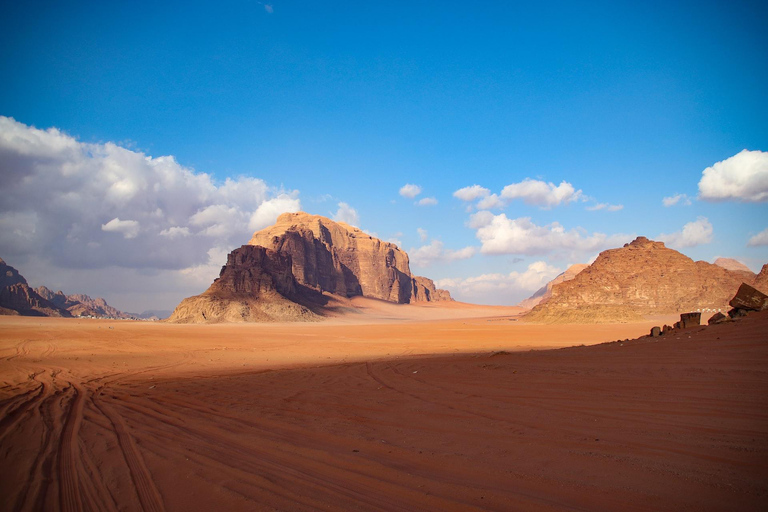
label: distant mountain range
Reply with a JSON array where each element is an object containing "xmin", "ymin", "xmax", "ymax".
[{"xmin": 0, "ymin": 257, "xmax": 167, "ymax": 319}]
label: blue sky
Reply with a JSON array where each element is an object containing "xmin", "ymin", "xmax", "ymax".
[{"xmin": 1, "ymin": 0, "xmax": 767, "ymax": 311}]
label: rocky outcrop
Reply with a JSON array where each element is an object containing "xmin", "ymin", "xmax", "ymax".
[
  {"xmin": 168, "ymin": 245, "xmax": 319, "ymax": 323},
  {"xmin": 525, "ymin": 237, "xmax": 764, "ymax": 323},
  {"xmin": 0, "ymin": 259, "xmax": 71, "ymax": 317},
  {"xmin": 169, "ymin": 213, "xmax": 452, "ymax": 323},
  {"xmin": 35, "ymin": 286, "xmax": 131, "ymax": 319},
  {"xmin": 247, "ymin": 212, "xmax": 451, "ymax": 304},
  {"xmin": 728, "ymin": 283, "xmax": 768, "ymax": 314},
  {"xmin": 518, "ymin": 264, "xmax": 588, "ymax": 310},
  {"xmin": 754, "ymin": 264, "xmax": 768, "ymax": 294}
]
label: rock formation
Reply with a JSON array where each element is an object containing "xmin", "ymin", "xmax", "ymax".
[
  {"xmin": 169, "ymin": 213, "xmax": 452, "ymax": 323},
  {"xmin": 247, "ymin": 212, "xmax": 451, "ymax": 304},
  {"xmin": 754, "ymin": 264, "xmax": 768, "ymax": 293},
  {"xmin": 35, "ymin": 286, "xmax": 131, "ymax": 319},
  {"xmin": 168, "ymin": 245, "xmax": 319, "ymax": 323},
  {"xmin": 0, "ymin": 258, "xmax": 70, "ymax": 317},
  {"xmin": 713, "ymin": 257, "xmax": 753, "ymax": 274},
  {"xmin": 524, "ymin": 237, "xmax": 765, "ymax": 323},
  {"xmin": 518, "ymin": 264, "xmax": 588, "ymax": 310}
]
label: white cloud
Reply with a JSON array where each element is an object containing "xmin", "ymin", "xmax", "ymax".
[
  {"xmin": 468, "ymin": 211, "xmax": 628, "ymax": 256},
  {"xmin": 476, "ymin": 193, "xmax": 505, "ymax": 210},
  {"xmin": 417, "ymin": 197, "xmax": 438, "ymax": 206},
  {"xmin": 586, "ymin": 203, "xmax": 623, "ymax": 212},
  {"xmin": 500, "ymin": 178, "xmax": 582, "ymax": 208},
  {"xmin": 658, "ymin": 217, "xmax": 713, "ymax": 248},
  {"xmin": 453, "ymin": 185, "xmax": 490, "ymax": 201},
  {"xmin": 747, "ymin": 228, "xmax": 768, "ymax": 247},
  {"xmin": 662, "ymin": 193, "xmax": 692, "ymax": 207},
  {"xmin": 264, "ymin": 4, "xmax": 274, "ymax": 14},
  {"xmin": 698, "ymin": 149, "xmax": 768, "ymax": 202},
  {"xmin": 399, "ymin": 183, "xmax": 422, "ymax": 198},
  {"xmin": 417, "ymin": 227, "xmax": 428, "ymax": 242},
  {"xmin": 101, "ymin": 218, "xmax": 140, "ymax": 239},
  {"xmin": 0, "ymin": 116, "xmax": 302, "ymax": 311},
  {"xmin": 436, "ymin": 261, "xmax": 562, "ymax": 305},
  {"xmin": 409, "ymin": 239, "xmax": 476, "ymax": 268},
  {"xmin": 332, "ymin": 202, "xmax": 359, "ymax": 227}
]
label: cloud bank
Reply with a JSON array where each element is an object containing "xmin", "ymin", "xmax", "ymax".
[{"xmin": 0, "ymin": 116, "xmax": 301, "ymax": 310}]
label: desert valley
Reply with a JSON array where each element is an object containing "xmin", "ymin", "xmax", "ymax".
[{"xmin": 2, "ymin": 213, "xmax": 768, "ymax": 511}]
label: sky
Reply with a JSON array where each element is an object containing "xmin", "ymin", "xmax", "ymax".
[{"xmin": 1, "ymin": 0, "xmax": 767, "ymax": 313}]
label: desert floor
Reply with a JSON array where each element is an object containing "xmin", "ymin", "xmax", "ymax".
[{"xmin": 1, "ymin": 301, "xmax": 767, "ymax": 511}]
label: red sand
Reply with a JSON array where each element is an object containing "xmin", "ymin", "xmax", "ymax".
[{"xmin": 1, "ymin": 304, "xmax": 767, "ymax": 511}]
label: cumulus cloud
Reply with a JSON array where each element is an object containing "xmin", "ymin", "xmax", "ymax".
[
  {"xmin": 658, "ymin": 217, "xmax": 713, "ymax": 248},
  {"xmin": 476, "ymin": 193, "xmax": 505, "ymax": 210},
  {"xmin": 453, "ymin": 185, "xmax": 490, "ymax": 201},
  {"xmin": 662, "ymin": 193, "xmax": 692, "ymax": 207},
  {"xmin": 408, "ymin": 240, "xmax": 476, "ymax": 268},
  {"xmin": 698, "ymin": 150, "xmax": 768, "ymax": 202},
  {"xmin": 436, "ymin": 261, "xmax": 562, "ymax": 305},
  {"xmin": 747, "ymin": 228, "xmax": 768, "ymax": 247},
  {"xmin": 586, "ymin": 203, "xmax": 623, "ymax": 212},
  {"xmin": 417, "ymin": 197, "xmax": 438, "ymax": 206},
  {"xmin": 500, "ymin": 178, "xmax": 582, "ymax": 208},
  {"xmin": 417, "ymin": 227, "xmax": 428, "ymax": 242},
  {"xmin": 468, "ymin": 212, "xmax": 628, "ymax": 257},
  {"xmin": 0, "ymin": 116, "xmax": 302, "ymax": 310},
  {"xmin": 101, "ymin": 218, "xmax": 140, "ymax": 239},
  {"xmin": 399, "ymin": 183, "xmax": 422, "ymax": 198},
  {"xmin": 332, "ymin": 202, "xmax": 359, "ymax": 227}
]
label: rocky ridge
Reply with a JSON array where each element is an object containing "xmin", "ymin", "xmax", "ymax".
[
  {"xmin": 713, "ymin": 257, "xmax": 754, "ymax": 273},
  {"xmin": 517, "ymin": 264, "xmax": 588, "ymax": 310},
  {"xmin": 524, "ymin": 237, "xmax": 765, "ymax": 324},
  {"xmin": 169, "ymin": 213, "xmax": 452, "ymax": 323}
]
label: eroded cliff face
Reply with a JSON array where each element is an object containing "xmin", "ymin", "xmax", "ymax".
[
  {"xmin": 168, "ymin": 245, "xmax": 317, "ymax": 323},
  {"xmin": 248, "ymin": 212, "xmax": 451, "ymax": 304},
  {"xmin": 518, "ymin": 264, "xmax": 588, "ymax": 310},
  {"xmin": 168, "ymin": 213, "xmax": 451, "ymax": 323},
  {"xmin": 525, "ymin": 237, "xmax": 763, "ymax": 323},
  {"xmin": 0, "ymin": 258, "xmax": 71, "ymax": 317}
]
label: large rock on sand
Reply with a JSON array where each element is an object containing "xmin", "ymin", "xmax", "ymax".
[
  {"xmin": 247, "ymin": 212, "xmax": 451, "ymax": 304},
  {"xmin": 729, "ymin": 283, "xmax": 768, "ymax": 312},
  {"xmin": 168, "ymin": 245, "xmax": 318, "ymax": 323},
  {"xmin": 524, "ymin": 237, "xmax": 762, "ymax": 324}
]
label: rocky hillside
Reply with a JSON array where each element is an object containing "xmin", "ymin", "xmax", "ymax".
[
  {"xmin": 248, "ymin": 212, "xmax": 451, "ymax": 303},
  {"xmin": 0, "ymin": 258, "xmax": 70, "ymax": 317},
  {"xmin": 35, "ymin": 286, "xmax": 131, "ymax": 319},
  {"xmin": 525, "ymin": 237, "xmax": 764, "ymax": 323},
  {"xmin": 713, "ymin": 257, "xmax": 754, "ymax": 273},
  {"xmin": 518, "ymin": 264, "xmax": 588, "ymax": 310},
  {"xmin": 169, "ymin": 213, "xmax": 451, "ymax": 323}
]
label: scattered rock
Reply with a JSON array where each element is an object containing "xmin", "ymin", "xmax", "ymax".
[
  {"xmin": 679, "ymin": 312, "xmax": 701, "ymax": 329},
  {"xmin": 650, "ymin": 326, "xmax": 661, "ymax": 337},
  {"xmin": 708, "ymin": 312, "xmax": 730, "ymax": 325},
  {"xmin": 729, "ymin": 283, "xmax": 768, "ymax": 312}
]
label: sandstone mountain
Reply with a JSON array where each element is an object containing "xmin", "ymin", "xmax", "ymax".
[
  {"xmin": 755, "ymin": 264, "xmax": 768, "ymax": 292},
  {"xmin": 1, "ymin": 257, "xmax": 131, "ymax": 318},
  {"xmin": 525, "ymin": 237, "xmax": 765, "ymax": 324},
  {"xmin": 517, "ymin": 264, "xmax": 588, "ymax": 310},
  {"xmin": 713, "ymin": 257, "xmax": 754, "ymax": 274},
  {"xmin": 169, "ymin": 213, "xmax": 451, "ymax": 323},
  {"xmin": 0, "ymin": 258, "xmax": 70, "ymax": 317},
  {"xmin": 35, "ymin": 286, "xmax": 131, "ymax": 319}
]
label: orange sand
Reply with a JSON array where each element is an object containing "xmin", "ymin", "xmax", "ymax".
[{"xmin": 1, "ymin": 302, "xmax": 766, "ymax": 511}]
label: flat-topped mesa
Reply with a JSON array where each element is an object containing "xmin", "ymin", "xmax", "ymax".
[
  {"xmin": 525, "ymin": 236, "xmax": 766, "ymax": 323},
  {"xmin": 248, "ymin": 212, "xmax": 451, "ymax": 304}
]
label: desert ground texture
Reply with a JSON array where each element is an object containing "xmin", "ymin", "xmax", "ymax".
[{"xmin": 1, "ymin": 301, "xmax": 767, "ymax": 511}]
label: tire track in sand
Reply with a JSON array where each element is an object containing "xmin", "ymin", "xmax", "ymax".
[
  {"xmin": 94, "ymin": 398, "xmax": 165, "ymax": 512},
  {"xmin": 58, "ymin": 383, "xmax": 84, "ymax": 512}
]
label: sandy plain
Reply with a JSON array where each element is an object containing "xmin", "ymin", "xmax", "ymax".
[{"xmin": 1, "ymin": 299, "xmax": 767, "ymax": 511}]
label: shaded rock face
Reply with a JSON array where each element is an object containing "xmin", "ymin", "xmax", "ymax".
[
  {"xmin": 0, "ymin": 259, "xmax": 71, "ymax": 317},
  {"xmin": 518, "ymin": 264, "xmax": 588, "ymax": 310},
  {"xmin": 168, "ymin": 245, "xmax": 318, "ymax": 323},
  {"xmin": 248, "ymin": 212, "xmax": 451, "ymax": 304},
  {"xmin": 729, "ymin": 283, "xmax": 768, "ymax": 312},
  {"xmin": 525, "ymin": 237, "xmax": 764, "ymax": 323}
]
